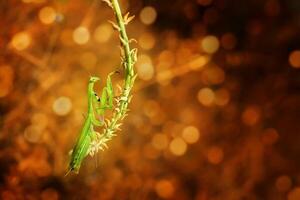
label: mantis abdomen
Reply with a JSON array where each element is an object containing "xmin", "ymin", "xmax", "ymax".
[{"xmin": 69, "ymin": 116, "xmax": 93, "ymax": 173}]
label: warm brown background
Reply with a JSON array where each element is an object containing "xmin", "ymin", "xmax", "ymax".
[{"xmin": 1, "ymin": 0, "xmax": 300, "ymax": 199}]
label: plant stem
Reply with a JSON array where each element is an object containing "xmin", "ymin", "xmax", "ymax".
[
  {"xmin": 95, "ymin": 0, "xmax": 137, "ymax": 151},
  {"xmin": 111, "ymin": 0, "xmax": 133, "ymax": 78}
]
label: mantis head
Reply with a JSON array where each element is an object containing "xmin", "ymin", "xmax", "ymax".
[{"xmin": 89, "ymin": 76, "xmax": 100, "ymax": 83}]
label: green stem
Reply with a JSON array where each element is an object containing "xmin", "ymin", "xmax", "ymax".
[
  {"xmin": 96, "ymin": 0, "xmax": 137, "ymax": 150},
  {"xmin": 111, "ymin": 0, "xmax": 133, "ymax": 78}
]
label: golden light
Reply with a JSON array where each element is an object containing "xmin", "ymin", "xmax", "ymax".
[
  {"xmin": 155, "ymin": 179, "xmax": 174, "ymax": 199},
  {"xmin": 157, "ymin": 50, "xmax": 175, "ymax": 70},
  {"xmin": 197, "ymin": 87, "xmax": 215, "ymax": 106},
  {"xmin": 275, "ymin": 175, "xmax": 292, "ymax": 192},
  {"xmin": 179, "ymin": 108, "xmax": 196, "ymax": 124},
  {"xmin": 136, "ymin": 54, "xmax": 154, "ymax": 80},
  {"xmin": 201, "ymin": 35, "xmax": 220, "ymax": 54},
  {"xmin": 214, "ymin": 88, "xmax": 230, "ymax": 106},
  {"xmin": 39, "ymin": 6, "xmax": 56, "ymax": 25},
  {"xmin": 93, "ymin": 23, "xmax": 113, "ymax": 43},
  {"xmin": 156, "ymin": 71, "xmax": 172, "ymax": 85},
  {"xmin": 176, "ymin": 46, "xmax": 193, "ymax": 64},
  {"xmin": 139, "ymin": 6, "xmax": 157, "ymax": 25},
  {"xmin": 169, "ymin": 137, "xmax": 187, "ymax": 156},
  {"xmin": 60, "ymin": 29, "xmax": 74, "ymax": 46},
  {"xmin": 11, "ymin": 31, "xmax": 32, "ymax": 51},
  {"xmin": 207, "ymin": 146, "xmax": 224, "ymax": 164},
  {"xmin": 188, "ymin": 55, "xmax": 210, "ymax": 70},
  {"xmin": 143, "ymin": 144, "xmax": 160, "ymax": 160},
  {"xmin": 138, "ymin": 63, "xmax": 154, "ymax": 80},
  {"xmin": 24, "ymin": 125, "xmax": 43, "ymax": 143},
  {"xmin": 143, "ymin": 100, "xmax": 160, "ymax": 118},
  {"xmin": 162, "ymin": 121, "xmax": 176, "ymax": 135},
  {"xmin": 288, "ymin": 187, "xmax": 300, "ymax": 200},
  {"xmin": 79, "ymin": 52, "xmax": 97, "ymax": 70},
  {"xmin": 52, "ymin": 96, "xmax": 72, "ymax": 116},
  {"xmin": 151, "ymin": 133, "xmax": 169, "ymax": 150},
  {"xmin": 289, "ymin": 50, "xmax": 300, "ymax": 68},
  {"xmin": 139, "ymin": 32, "xmax": 156, "ymax": 50},
  {"xmin": 72, "ymin": 26, "xmax": 90, "ymax": 45},
  {"xmin": 31, "ymin": 113, "xmax": 48, "ymax": 130},
  {"xmin": 182, "ymin": 126, "xmax": 200, "ymax": 144},
  {"xmin": 0, "ymin": 65, "xmax": 14, "ymax": 97},
  {"xmin": 22, "ymin": 0, "xmax": 45, "ymax": 3},
  {"xmin": 143, "ymin": 100, "xmax": 166, "ymax": 125},
  {"xmin": 201, "ymin": 66, "xmax": 225, "ymax": 85},
  {"xmin": 242, "ymin": 106, "xmax": 261, "ymax": 126}
]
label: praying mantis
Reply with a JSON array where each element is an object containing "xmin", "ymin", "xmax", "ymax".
[
  {"xmin": 67, "ymin": 73, "xmax": 116, "ymax": 174},
  {"xmin": 66, "ymin": 0, "xmax": 137, "ymax": 175}
]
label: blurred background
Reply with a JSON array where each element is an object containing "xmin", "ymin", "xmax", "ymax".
[{"xmin": 1, "ymin": 0, "xmax": 300, "ymax": 199}]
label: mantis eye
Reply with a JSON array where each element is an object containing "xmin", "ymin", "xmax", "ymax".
[{"xmin": 94, "ymin": 92, "xmax": 101, "ymax": 102}]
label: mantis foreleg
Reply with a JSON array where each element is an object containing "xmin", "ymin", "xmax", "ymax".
[{"xmin": 95, "ymin": 72, "xmax": 115, "ymax": 115}]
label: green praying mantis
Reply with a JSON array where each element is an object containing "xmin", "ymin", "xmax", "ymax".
[
  {"xmin": 66, "ymin": 0, "xmax": 138, "ymax": 175},
  {"xmin": 67, "ymin": 73, "xmax": 116, "ymax": 174}
]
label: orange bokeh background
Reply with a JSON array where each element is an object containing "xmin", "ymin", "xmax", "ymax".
[{"xmin": 1, "ymin": 0, "xmax": 300, "ymax": 199}]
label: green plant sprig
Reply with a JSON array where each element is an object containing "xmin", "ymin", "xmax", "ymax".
[
  {"xmin": 66, "ymin": 0, "xmax": 137, "ymax": 174},
  {"xmin": 89, "ymin": 0, "xmax": 137, "ymax": 155}
]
